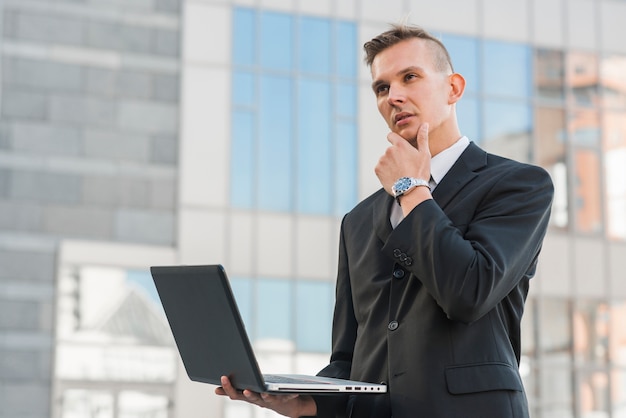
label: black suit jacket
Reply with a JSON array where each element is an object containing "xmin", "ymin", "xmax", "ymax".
[{"xmin": 314, "ymin": 142, "xmax": 554, "ymax": 418}]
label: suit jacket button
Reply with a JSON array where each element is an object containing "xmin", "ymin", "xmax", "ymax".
[
  {"xmin": 393, "ymin": 249, "xmax": 402, "ymax": 258},
  {"xmin": 393, "ymin": 269, "xmax": 405, "ymax": 279},
  {"xmin": 405, "ymin": 257, "xmax": 413, "ymax": 266},
  {"xmin": 388, "ymin": 320, "xmax": 399, "ymax": 331}
]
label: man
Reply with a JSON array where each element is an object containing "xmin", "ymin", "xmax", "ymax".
[{"xmin": 217, "ymin": 24, "xmax": 554, "ymax": 418}]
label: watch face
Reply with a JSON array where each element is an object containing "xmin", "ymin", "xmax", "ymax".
[{"xmin": 393, "ymin": 177, "xmax": 412, "ymax": 196}]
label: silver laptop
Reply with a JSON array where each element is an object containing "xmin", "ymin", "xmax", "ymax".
[{"xmin": 150, "ymin": 264, "xmax": 387, "ymax": 394}]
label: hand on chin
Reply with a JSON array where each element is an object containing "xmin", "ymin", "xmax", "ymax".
[{"xmin": 393, "ymin": 127, "xmax": 418, "ymax": 148}]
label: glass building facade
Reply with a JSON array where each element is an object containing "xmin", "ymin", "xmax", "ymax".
[{"xmin": 0, "ymin": 1, "xmax": 626, "ymax": 418}]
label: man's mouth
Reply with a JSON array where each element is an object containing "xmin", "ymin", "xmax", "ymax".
[{"xmin": 394, "ymin": 112, "xmax": 413, "ymax": 125}]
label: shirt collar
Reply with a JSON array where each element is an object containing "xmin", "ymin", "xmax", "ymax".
[{"xmin": 430, "ymin": 136, "xmax": 470, "ymax": 188}]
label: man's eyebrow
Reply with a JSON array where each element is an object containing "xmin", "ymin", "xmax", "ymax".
[
  {"xmin": 371, "ymin": 66, "xmax": 425, "ymax": 90},
  {"xmin": 371, "ymin": 79, "xmax": 386, "ymax": 91}
]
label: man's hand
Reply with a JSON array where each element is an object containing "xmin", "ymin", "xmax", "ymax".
[
  {"xmin": 375, "ymin": 123, "xmax": 432, "ymax": 197},
  {"xmin": 215, "ymin": 376, "xmax": 317, "ymax": 418}
]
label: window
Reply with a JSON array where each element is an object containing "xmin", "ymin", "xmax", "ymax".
[
  {"xmin": 535, "ymin": 48, "xmax": 565, "ymax": 105},
  {"xmin": 482, "ymin": 40, "xmax": 532, "ymax": 162},
  {"xmin": 536, "ymin": 107, "xmax": 568, "ymax": 228},
  {"xmin": 230, "ymin": 8, "xmax": 358, "ymax": 216},
  {"xmin": 231, "ymin": 276, "xmax": 333, "ymax": 354}
]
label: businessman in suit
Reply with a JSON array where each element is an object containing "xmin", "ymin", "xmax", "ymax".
[{"xmin": 217, "ymin": 24, "xmax": 554, "ymax": 418}]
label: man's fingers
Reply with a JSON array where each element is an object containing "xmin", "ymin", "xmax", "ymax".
[
  {"xmin": 416, "ymin": 123, "xmax": 429, "ymax": 151},
  {"xmin": 387, "ymin": 131, "xmax": 404, "ymax": 145}
]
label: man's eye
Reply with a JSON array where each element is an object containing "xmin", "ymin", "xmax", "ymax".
[
  {"xmin": 405, "ymin": 73, "xmax": 417, "ymax": 81},
  {"xmin": 376, "ymin": 85, "xmax": 389, "ymax": 95}
]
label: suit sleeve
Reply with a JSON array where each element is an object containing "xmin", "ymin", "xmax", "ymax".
[{"xmin": 382, "ymin": 163, "xmax": 554, "ymax": 324}]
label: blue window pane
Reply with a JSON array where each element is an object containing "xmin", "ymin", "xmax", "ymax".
[
  {"xmin": 257, "ymin": 279, "xmax": 292, "ymax": 342},
  {"xmin": 298, "ymin": 79, "xmax": 331, "ymax": 214},
  {"xmin": 233, "ymin": 72, "xmax": 255, "ymax": 107},
  {"xmin": 231, "ymin": 110, "xmax": 255, "ymax": 208},
  {"xmin": 299, "ymin": 17, "xmax": 330, "ymax": 75},
  {"xmin": 231, "ymin": 278, "xmax": 253, "ymax": 339},
  {"xmin": 336, "ymin": 82, "xmax": 356, "ymax": 119},
  {"xmin": 483, "ymin": 41, "xmax": 531, "ymax": 98},
  {"xmin": 335, "ymin": 21, "xmax": 357, "ymax": 77},
  {"xmin": 484, "ymin": 99, "xmax": 531, "ymax": 139},
  {"xmin": 258, "ymin": 75, "xmax": 292, "ymax": 211},
  {"xmin": 442, "ymin": 34, "xmax": 479, "ymax": 94},
  {"xmin": 296, "ymin": 281, "xmax": 333, "ymax": 352},
  {"xmin": 456, "ymin": 96, "xmax": 480, "ymax": 143},
  {"xmin": 233, "ymin": 8, "xmax": 256, "ymax": 66},
  {"xmin": 483, "ymin": 99, "xmax": 532, "ymax": 162},
  {"xmin": 260, "ymin": 11, "xmax": 292, "ymax": 71},
  {"xmin": 335, "ymin": 121, "xmax": 358, "ymax": 216}
]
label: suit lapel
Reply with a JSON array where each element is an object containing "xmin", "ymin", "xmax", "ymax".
[{"xmin": 432, "ymin": 142, "xmax": 487, "ymax": 209}]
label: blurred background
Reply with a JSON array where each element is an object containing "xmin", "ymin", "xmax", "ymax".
[{"xmin": 0, "ymin": 0, "xmax": 625, "ymax": 417}]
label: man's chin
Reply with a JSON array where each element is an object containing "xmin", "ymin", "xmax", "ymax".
[{"xmin": 394, "ymin": 129, "xmax": 418, "ymax": 148}]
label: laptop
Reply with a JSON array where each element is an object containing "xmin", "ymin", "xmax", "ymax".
[{"xmin": 150, "ymin": 264, "xmax": 387, "ymax": 394}]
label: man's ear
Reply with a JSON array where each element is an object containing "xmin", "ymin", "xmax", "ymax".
[{"xmin": 448, "ymin": 73, "xmax": 466, "ymax": 104}]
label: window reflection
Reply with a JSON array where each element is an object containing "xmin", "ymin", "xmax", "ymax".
[
  {"xmin": 260, "ymin": 12, "xmax": 292, "ymax": 71},
  {"xmin": 443, "ymin": 34, "xmax": 479, "ymax": 94},
  {"xmin": 230, "ymin": 278, "xmax": 253, "ymax": 339},
  {"xmin": 567, "ymin": 52, "xmax": 599, "ymax": 108},
  {"xmin": 600, "ymin": 54, "xmax": 626, "ymax": 110},
  {"xmin": 535, "ymin": 48, "xmax": 565, "ymax": 104},
  {"xmin": 298, "ymin": 78, "xmax": 331, "ymax": 214},
  {"xmin": 540, "ymin": 367, "xmax": 575, "ymax": 418},
  {"xmin": 231, "ymin": 8, "xmax": 358, "ymax": 215},
  {"xmin": 573, "ymin": 300, "xmax": 609, "ymax": 366},
  {"xmin": 335, "ymin": 22, "xmax": 357, "ymax": 78},
  {"xmin": 483, "ymin": 99, "xmax": 531, "ymax": 162},
  {"xmin": 299, "ymin": 17, "xmax": 331, "ymax": 75},
  {"xmin": 232, "ymin": 72, "xmax": 255, "ymax": 107},
  {"xmin": 603, "ymin": 111, "xmax": 626, "ymax": 240},
  {"xmin": 258, "ymin": 75, "xmax": 292, "ymax": 212},
  {"xmin": 232, "ymin": 8, "xmax": 255, "ymax": 66},
  {"xmin": 335, "ymin": 121, "xmax": 358, "ymax": 216},
  {"xmin": 257, "ymin": 279, "xmax": 292, "ymax": 342},
  {"xmin": 612, "ymin": 369, "xmax": 626, "ymax": 418},
  {"xmin": 573, "ymin": 148, "xmax": 602, "ymax": 234},
  {"xmin": 570, "ymin": 109, "xmax": 600, "ymax": 147},
  {"xmin": 456, "ymin": 96, "xmax": 480, "ymax": 144},
  {"xmin": 230, "ymin": 110, "xmax": 255, "ymax": 208},
  {"xmin": 576, "ymin": 369, "xmax": 610, "ymax": 418},
  {"xmin": 483, "ymin": 40, "xmax": 531, "ymax": 98},
  {"xmin": 336, "ymin": 82, "xmax": 356, "ymax": 118},
  {"xmin": 232, "ymin": 277, "xmax": 334, "ymax": 354},
  {"xmin": 296, "ymin": 281, "xmax": 333, "ymax": 352},
  {"xmin": 536, "ymin": 107, "xmax": 568, "ymax": 228},
  {"xmin": 610, "ymin": 302, "xmax": 626, "ymax": 367},
  {"xmin": 538, "ymin": 299, "xmax": 574, "ymax": 417},
  {"xmin": 539, "ymin": 298, "xmax": 572, "ymax": 365}
]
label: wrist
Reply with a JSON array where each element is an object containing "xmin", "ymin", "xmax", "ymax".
[
  {"xmin": 392, "ymin": 176, "xmax": 430, "ymax": 206},
  {"xmin": 397, "ymin": 186, "xmax": 432, "ymax": 214}
]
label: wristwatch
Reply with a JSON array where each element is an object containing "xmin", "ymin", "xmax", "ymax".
[{"xmin": 392, "ymin": 177, "xmax": 430, "ymax": 205}]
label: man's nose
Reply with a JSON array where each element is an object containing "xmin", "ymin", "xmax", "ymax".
[{"xmin": 387, "ymin": 85, "xmax": 406, "ymax": 106}]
